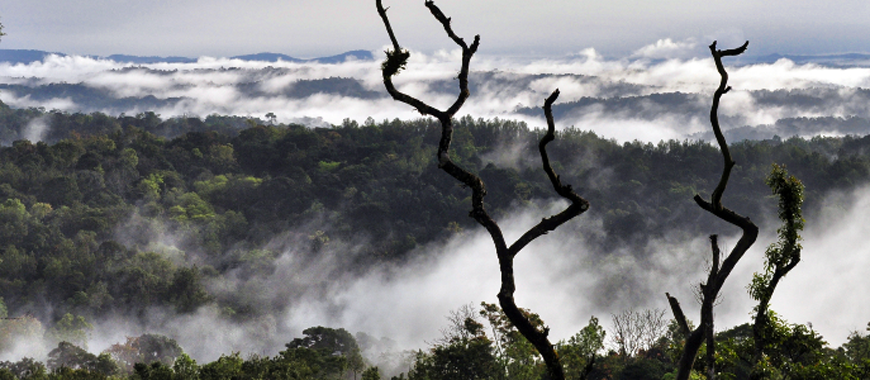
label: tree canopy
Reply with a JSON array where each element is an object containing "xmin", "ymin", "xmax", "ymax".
[{"xmin": 0, "ymin": 99, "xmax": 868, "ymax": 378}]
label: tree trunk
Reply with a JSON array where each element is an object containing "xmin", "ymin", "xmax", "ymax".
[
  {"xmin": 667, "ymin": 41, "xmax": 757, "ymax": 380},
  {"xmin": 376, "ymin": 3, "xmax": 589, "ymax": 379}
]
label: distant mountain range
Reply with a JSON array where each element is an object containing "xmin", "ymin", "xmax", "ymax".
[
  {"xmin": 753, "ymin": 52, "xmax": 870, "ymax": 67},
  {"xmin": 6, "ymin": 48, "xmax": 870, "ymax": 68},
  {"xmin": 0, "ymin": 49, "xmax": 374, "ymax": 65}
]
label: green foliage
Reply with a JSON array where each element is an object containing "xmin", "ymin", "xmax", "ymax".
[
  {"xmin": 287, "ymin": 326, "xmax": 365, "ymax": 378},
  {"xmin": 404, "ymin": 305, "xmax": 500, "ymax": 380},
  {"xmin": 198, "ymin": 353, "xmax": 243, "ymax": 380},
  {"xmin": 46, "ymin": 314, "xmax": 93, "ymax": 349},
  {"xmin": 363, "ymin": 366, "xmax": 381, "ymax": 380},
  {"xmin": 714, "ymin": 313, "xmax": 858, "ymax": 380},
  {"xmin": 844, "ymin": 324, "xmax": 870, "ymax": 362},
  {"xmin": 168, "ymin": 266, "xmax": 211, "ymax": 313},
  {"xmin": 138, "ymin": 173, "xmax": 164, "ymax": 201},
  {"xmin": 745, "ymin": 164, "xmax": 807, "ymax": 377},
  {"xmin": 478, "ymin": 302, "xmax": 544, "ymax": 378},
  {"xmin": 0, "ymin": 357, "xmax": 47, "ymax": 379},
  {"xmin": 317, "ymin": 160, "xmax": 341, "ymax": 172},
  {"xmin": 0, "ymin": 106, "xmax": 870, "ymax": 379},
  {"xmin": 558, "ymin": 316, "xmax": 606, "ymax": 380},
  {"xmin": 92, "ymin": 354, "xmax": 118, "ymax": 377},
  {"xmin": 133, "ymin": 361, "xmax": 174, "ymax": 380},
  {"xmin": 749, "ymin": 164, "xmax": 805, "ymax": 304},
  {"xmin": 0, "ymin": 111, "xmax": 866, "ymax": 328},
  {"xmin": 47, "ymin": 341, "xmax": 116, "ymax": 375},
  {"xmin": 172, "ymin": 353, "xmax": 199, "ymax": 380}
]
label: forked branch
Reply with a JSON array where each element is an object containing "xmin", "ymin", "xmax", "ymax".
[
  {"xmin": 707, "ymin": 40, "xmax": 749, "ymax": 210},
  {"xmin": 670, "ymin": 41, "xmax": 757, "ymax": 380},
  {"xmin": 376, "ymin": 3, "xmax": 588, "ymax": 379}
]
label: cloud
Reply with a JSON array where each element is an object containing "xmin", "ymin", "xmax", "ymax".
[
  {"xmin": 22, "ymin": 115, "xmax": 50, "ymax": 142},
  {"xmin": 6, "ymin": 47, "xmax": 870, "ymax": 143},
  {"xmin": 631, "ymin": 38, "xmax": 700, "ymax": 60},
  {"xmin": 770, "ymin": 184, "xmax": 870, "ymax": 345},
  {"xmin": 83, "ymin": 196, "xmax": 808, "ymax": 363},
  {"xmin": 1, "ymin": 115, "xmax": 864, "ymax": 365}
]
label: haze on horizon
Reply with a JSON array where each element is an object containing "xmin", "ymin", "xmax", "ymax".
[
  {"xmin": 1, "ymin": 0, "xmax": 870, "ymax": 58},
  {"xmin": 1, "ymin": 0, "xmax": 870, "ymax": 369}
]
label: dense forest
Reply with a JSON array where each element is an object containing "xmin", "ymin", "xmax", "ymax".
[{"xmin": 1, "ymin": 100, "xmax": 870, "ymax": 379}]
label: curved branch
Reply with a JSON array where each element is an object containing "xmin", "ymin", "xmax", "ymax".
[
  {"xmin": 671, "ymin": 41, "xmax": 757, "ymax": 380},
  {"xmin": 376, "ymin": 0, "xmax": 497, "ymax": 248},
  {"xmin": 508, "ymin": 90, "xmax": 590, "ymax": 257},
  {"xmin": 499, "ymin": 90, "xmax": 590, "ymax": 380},
  {"xmin": 377, "ymin": 4, "xmax": 587, "ymax": 380},
  {"xmin": 707, "ymin": 40, "xmax": 749, "ymax": 209}
]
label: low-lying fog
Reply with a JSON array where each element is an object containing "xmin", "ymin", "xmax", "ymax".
[
  {"xmin": 1, "ymin": 38, "xmax": 869, "ymax": 364},
  {"xmin": 4, "ymin": 38, "xmax": 870, "ymax": 143}
]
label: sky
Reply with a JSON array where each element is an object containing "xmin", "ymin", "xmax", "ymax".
[{"xmin": 2, "ymin": 0, "xmax": 870, "ymax": 58}]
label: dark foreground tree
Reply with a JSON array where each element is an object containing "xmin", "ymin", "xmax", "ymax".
[
  {"xmin": 666, "ymin": 40, "xmax": 757, "ymax": 380},
  {"xmin": 376, "ymin": 2, "xmax": 589, "ymax": 379}
]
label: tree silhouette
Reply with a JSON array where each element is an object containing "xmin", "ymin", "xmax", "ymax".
[
  {"xmin": 376, "ymin": 2, "xmax": 589, "ymax": 379},
  {"xmin": 666, "ymin": 40, "xmax": 756, "ymax": 380}
]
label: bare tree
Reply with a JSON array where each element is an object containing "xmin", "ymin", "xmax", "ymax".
[
  {"xmin": 610, "ymin": 309, "xmax": 667, "ymax": 358},
  {"xmin": 438, "ymin": 303, "xmax": 485, "ymax": 345},
  {"xmin": 666, "ymin": 40, "xmax": 757, "ymax": 380},
  {"xmin": 376, "ymin": 2, "xmax": 589, "ymax": 379}
]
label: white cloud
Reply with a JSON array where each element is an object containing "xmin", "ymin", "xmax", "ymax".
[
  {"xmin": 4, "ymin": 43, "xmax": 870, "ymax": 142},
  {"xmin": 771, "ymin": 185, "xmax": 870, "ymax": 345},
  {"xmin": 631, "ymin": 38, "xmax": 700, "ymax": 60}
]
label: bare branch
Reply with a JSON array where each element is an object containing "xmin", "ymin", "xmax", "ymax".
[
  {"xmin": 706, "ymin": 40, "xmax": 748, "ymax": 210},
  {"xmin": 671, "ymin": 41, "xmax": 757, "ymax": 380},
  {"xmin": 499, "ymin": 90, "xmax": 591, "ymax": 380},
  {"xmin": 375, "ymin": 0, "xmax": 402, "ymax": 53},
  {"xmin": 424, "ymin": 1, "xmax": 471, "ymax": 50},
  {"xmin": 509, "ymin": 90, "xmax": 590, "ymax": 257},
  {"xmin": 710, "ymin": 234, "xmax": 720, "ymax": 277},
  {"xmin": 611, "ymin": 309, "xmax": 667, "ymax": 358},
  {"xmin": 666, "ymin": 293, "xmax": 690, "ymax": 338},
  {"xmin": 376, "ymin": 3, "xmax": 587, "ymax": 380}
]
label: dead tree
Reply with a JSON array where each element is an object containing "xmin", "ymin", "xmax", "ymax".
[
  {"xmin": 611, "ymin": 309, "xmax": 667, "ymax": 358},
  {"xmin": 376, "ymin": 2, "xmax": 589, "ymax": 379},
  {"xmin": 666, "ymin": 40, "xmax": 757, "ymax": 380}
]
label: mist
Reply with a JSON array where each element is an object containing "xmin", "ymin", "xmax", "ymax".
[
  {"xmin": 5, "ymin": 176, "xmax": 846, "ymax": 365},
  {"xmin": 5, "ymin": 40, "xmax": 870, "ymax": 142},
  {"xmin": 2, "ymin": 40, "xmax": 870, "ymax": 366}
]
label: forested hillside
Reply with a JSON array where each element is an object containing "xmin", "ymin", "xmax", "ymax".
[{"xmin": 1, "ymin": 101, "xmax": 870, "ymax": 378}]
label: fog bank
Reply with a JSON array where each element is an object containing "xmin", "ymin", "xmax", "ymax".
[{"xmin": 5, "ymin": 40, "xmax": 870, "ymax": 142}]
